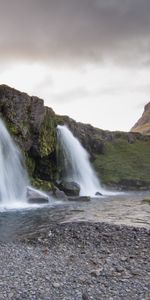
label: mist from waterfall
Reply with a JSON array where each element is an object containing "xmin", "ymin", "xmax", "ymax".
[
  {"xmin": 0, "ymin": 119, "xmax": 29, "ymax": 205},
  {"xmin": 57, "ymin": 125, "xmax": 103, "ymax": 196}
]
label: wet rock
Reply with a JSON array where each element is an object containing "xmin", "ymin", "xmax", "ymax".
[
  {"xmin": 52, "ymin": 186, "xmax": 68, "ymax": 200},
  {"xmin": 58, "ymin": 181, "xmax": 80, "ymax": 196},
  {"xmin": 115, "ymin": 266, "xmax": 125, "ymax": 273},
  {"xmin": 95, "ymin": 191, "xmax": 103, "ymax": 196},
  {"xmin": 120, "ymin": 256, "xmax": 128, "ymax": 262},
  {"xmin": 27, "ymin": 186, "xmax": 49, "ymax": 204}
]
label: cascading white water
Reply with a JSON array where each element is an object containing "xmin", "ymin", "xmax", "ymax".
[
  {"xmin": 57, "ymin": 125, "xmax": 103, "ymax": 196},
  {"xmin": 0, "ymin": 119, "xmax": 29, "ymax": 205}
]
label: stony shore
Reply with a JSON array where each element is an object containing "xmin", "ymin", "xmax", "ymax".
[{"xmin": 0, "ymin": 222, "xmax": 149, "ymax": 300}]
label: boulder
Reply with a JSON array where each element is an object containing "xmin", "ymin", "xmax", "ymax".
[
  {"xmin": 27, "ymin": 186, "xmax": 49, "ymax": 204},
  {"xmin": 58, "ymin": 181, "xmax": 80, "ymax": 196},
  {"xmin": 95, "ymin": 192, "xmax": 103, "ymax": 196},
  {"xmin": 52, "ymin": 186, "xmax": 68, "ymax": 200}
]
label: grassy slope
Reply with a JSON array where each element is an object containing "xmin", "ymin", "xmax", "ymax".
[{"xmin": 93, "ymin": 138, "xmax": 150, "ymax": 187}]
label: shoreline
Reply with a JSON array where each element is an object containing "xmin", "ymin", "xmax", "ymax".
[{"xmin": 0, "ymin": 221, "xmax": 149, "ymax": 300}]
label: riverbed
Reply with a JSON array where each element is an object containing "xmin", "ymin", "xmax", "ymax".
[{"xmin": 0, "ymin": 191, "xmax": 149, "ymax": 241}]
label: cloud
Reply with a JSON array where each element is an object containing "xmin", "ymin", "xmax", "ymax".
[{"xmin": 0, "ymin": 0, "xmax": 150, "ymax": 65}]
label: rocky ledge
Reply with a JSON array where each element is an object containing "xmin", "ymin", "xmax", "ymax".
[{"xmin": 0, "ymin": 222, "xmax": 149, "ymax": 300}]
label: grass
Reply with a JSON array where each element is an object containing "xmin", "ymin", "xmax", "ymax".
[{"xmin": 93, "ymin": 138, "xmax": 150, "ymax": 187}]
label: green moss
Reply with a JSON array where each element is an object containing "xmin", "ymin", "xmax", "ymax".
[
  {"xmin": 5, "ymin": 120, "xmax": 19, "ymax": 135},
  {"xmin": 25, "ymin": 155, "xmax": 35, "ymax": 176},
  {"xmin": 39, "ymin": 112, "xmax": 57, "ymax": 157},
  {"xmin": 31, "ymin": 178, "xmax": 53, "ymax": 191},
  {"xmin": 93, "ymin": 138, "xmax": 150, "ymax": 186}
]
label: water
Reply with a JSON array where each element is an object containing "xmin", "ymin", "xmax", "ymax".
[
  {"xmin": 57, "ymin": 125, "xmax": 104, "ymax": 196},
  {"xmin": 0, "ymin": 119, "xmax": 29, "ymax": 206},
  {"xmin": 0, "ymin": 192, "xmax": 149, "ymax": 241}
]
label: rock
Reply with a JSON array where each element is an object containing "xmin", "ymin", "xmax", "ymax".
[
  {"xmin": 52, "ymin": 282, "xmax": 60, "ymax": 288},
  {"xmin": 58, "ymin": 181, "xmax": 80, "ymax": 196},
  {"xmin": 115, "ymin": 266, "xmax": 125, "ymax": 273},
  {"xmin": 68, "ymin": 196, "xmax": 90, "ymax": 202},
  {"xmin": 27, "ymin": 186, "xmax": 49, "ymax": 204},
  {"xmin": 52, "ymin": 186, "xmax": 68, "ymax": 200},
  {"xmin": 131, "ymin": 269, "xmax": 140, "ymax": 276},
  {"xmin": 131, "ymin": 102, "xmax": 150, "ymax": 135},
  {"xmin": 95, "ymin": 191, "xmax": 103, "ymax": 196},
  {"xmin": 90, "ymin": 268, "xmax": 103, "ymax": 277},
  {"xmin": 82, "ymin": 293, "xmax": 89, "ymax": 300}
]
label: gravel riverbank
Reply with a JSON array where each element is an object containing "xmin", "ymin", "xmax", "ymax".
[{"xmin": 0, "ymin": 222, "xmax": 149, "ymax": 300}]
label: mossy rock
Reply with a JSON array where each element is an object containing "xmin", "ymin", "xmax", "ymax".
[
  {"xmin": 39, "ymin": 110, "xmax": 57, "ymax": 157},
  {"xmin": 31, "ymin": 178, "xmax": 53, "ymax": 191},
  {"xmin": 25, "ymin": 155, "xmax": 36, "ymax": 176}
]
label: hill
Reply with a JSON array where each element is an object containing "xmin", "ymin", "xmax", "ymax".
[{"xmin": 131, "ymin": 102, "xmax": 150, "ymax": 135}]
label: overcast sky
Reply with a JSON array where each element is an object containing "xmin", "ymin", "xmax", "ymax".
[{"xmin": 0, "ymin": 0, "xmax": 150, "ymax": 131}]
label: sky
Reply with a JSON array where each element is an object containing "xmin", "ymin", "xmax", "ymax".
[{"xmin": 0, "ymin": 0, "xmax": 150, "ymax": 132}]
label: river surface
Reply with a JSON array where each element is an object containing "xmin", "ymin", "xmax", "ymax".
[{"xmin": 0, "ymin": 192, "xmax": 149, "ymax": 241}]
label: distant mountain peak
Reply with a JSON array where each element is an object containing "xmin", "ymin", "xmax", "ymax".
[{"xmin": 131, "ymin": 102, "xmax": 150, "ymax": 135}]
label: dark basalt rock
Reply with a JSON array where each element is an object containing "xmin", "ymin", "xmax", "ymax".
[
  {"xmin": 58, "ymin": 181, "xmax": 80, "ymax": 196},
  {"xmin": 52, "ymin": 186, "xmax": 68, "ymax": 200},
  {"xmin": 27, "ymin": 187, "xmax": 49, "ymax": 204},
  {"xmin": 95, "ymin": 192, "xmax": 103, "ymax": 196}
]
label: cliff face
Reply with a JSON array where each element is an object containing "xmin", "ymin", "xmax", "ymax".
[
  {"xmin": 131, "ymin": 102, "xmax": 150, "ymax": 135},
  {"xmin": 1, "ymin": 84, "xmax": 150, "ymax": 190},
  {"xmin": 0, "ymin": 85, "xmax": 57, "ymax": 189}
]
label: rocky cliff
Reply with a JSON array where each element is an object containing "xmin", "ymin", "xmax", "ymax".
[
  {"xmin": 1, "ymin": 84, "xmax": 150, "ymax": 190},
  {"xmin": 0, "ymin": 84, "xmax": 57, "ymax": 190},
  {"xmin": 131, "ymin": 102, "xmax": 150, "ymax": 135}
]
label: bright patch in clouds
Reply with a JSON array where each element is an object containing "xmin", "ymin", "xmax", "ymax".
[
  {"xmin": 0, "ymin": 0, "xmax": 150, "ymax": 131},
  {"xmin": 0, "ymin": 62, "xmax": 149, "ymax": 131}
]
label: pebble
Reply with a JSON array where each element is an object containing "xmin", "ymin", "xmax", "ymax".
[
  {"xmin": 82, "ymin": 292, "xmax": 89, "ymax": 300},
  {"xmin": 52, "ymin": 282, "xmax": 61, "ymax": 288},
  {"xmin": 0, "ymin": 222, "xmax": 149, "ymax": 300}
]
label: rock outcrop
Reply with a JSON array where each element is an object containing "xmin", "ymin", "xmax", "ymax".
[
  {"xmin": 0, "ymin": 84, "xmax": 57, "ymax": 188},
  {"xmin": 1, "ymin": 84, "xmax": 150, "ymax": 190},
  {"xmin": 57, "ymin": 181, "xmax": 80, "ymax": 196},
  {"xmin": 131, "ymin": 102, "xmax": 150, "ymax": 135}
]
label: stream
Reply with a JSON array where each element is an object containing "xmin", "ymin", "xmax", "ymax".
[{"xmin": 0, "ymin": 191, "xmax": 149, "ymax": 241}]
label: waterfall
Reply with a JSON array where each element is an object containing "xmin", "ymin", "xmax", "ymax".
[
  {"xmin": 0, "ymin": 119, "xmax": 29, "ymax": 205},
  {"xmin": 57, "ymin": 125, "xmax": 103, "ymax": 197}
]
